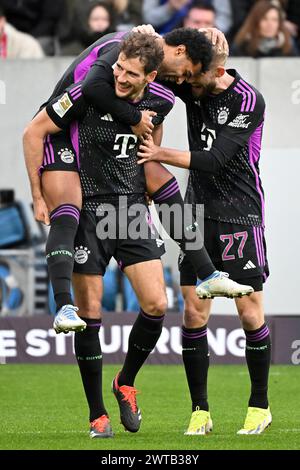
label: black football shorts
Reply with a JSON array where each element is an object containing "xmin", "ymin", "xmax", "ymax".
[{"xmin": 179, "ymin": 219, "xmax": 269, "ymax": 291}]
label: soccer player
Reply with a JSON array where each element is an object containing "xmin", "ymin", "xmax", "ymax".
[
  {"xmin": 24, "ymin": 33, "xmax": 175, "ymax": 438},
  {"xmin": 137, "ymin": 49, "xmax": 272, "ymax": 435},
  {"xmin": 24, "ymin": 27, "xmax": 253, "ymax": 332}
]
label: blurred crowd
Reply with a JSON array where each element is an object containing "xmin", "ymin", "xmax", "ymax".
[{"xmin": 0, "ymin": 0, "xmax": 299, "ymax": 58}]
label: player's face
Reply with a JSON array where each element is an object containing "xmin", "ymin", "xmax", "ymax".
[
  {"xmin": 114, "ymin": 53, "xmax": 157, "ymax": 101},
  {"xmin": 158, "ymin": 44, "xmax": 202, "ymax": 84},
  {"xmin": 189, "ymin": 67, "xmax": 219, "ymax": 98}
]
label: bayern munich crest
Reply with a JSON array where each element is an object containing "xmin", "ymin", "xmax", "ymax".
[
  {"xmin": 217, "ymin": 107, "xmax": 229, "ymax": 125},
  {"xmin": 74, "ymin": 246, "xmax": 91, "ymax": 264},
  {"xmin": 59, "ymin": 148, "xmax": 75, "ymax": 164}
]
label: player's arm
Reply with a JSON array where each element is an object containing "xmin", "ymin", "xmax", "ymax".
[
  {"xmin": 81, "ymin": 60, "xmax": 155, "ymax": 137},
  {"xmin": 138, "ymin": 94, "xmax": 266, "ymax": 172}
]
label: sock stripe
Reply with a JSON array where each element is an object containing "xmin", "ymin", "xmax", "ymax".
[
  {"xmin": 245, "ymin": 325, "xmax": 270, "ymax": 342},
  {"xmin": 51, "ymin": 205, "xmax": 80, "ymax": 216},
  {"xmin": 182, "ymin": 330, "xmax": 207, "ymax": 340},
  {"xmin": 153, "ymin": 181, "xmax": 180, "ymax": 202},
  {"xmin": 140, "ymin": 309, "xmax": 164, "ymax": 322},
  {"xmin": 51, "ymin": 210, "xmax": 80, "ymax": 223},
  {"xmin": 50, "ymin": 205, "xmax": 80, "ymax": 223}
]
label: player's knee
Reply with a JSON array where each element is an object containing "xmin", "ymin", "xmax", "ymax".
[
  {"xmin": 143, "ymin": 295, "xmax": 168, "ymax": 316},
  {"xmin": 77, "ymin": 298, "xmax": 102, "ymax": 319},
  {"xmin": 238, "ymin": 308, "xmax": 259, "ymax": 329},
  {"xmin": 184, "ymin": 302, "xmax": 208, "ymax": 328}
]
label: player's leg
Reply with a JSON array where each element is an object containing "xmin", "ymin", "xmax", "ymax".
[
  {"xmin": 145, "ymin": 162, "xmax": 254, "ymax": 299},
  {"xmin": 72, "ymin": 272, "xmax": 112, "ymax": 438},
  {"xmin": 72, "ymin": 209, "xmax": 114, "ymax": 438},
  {"xmin": 112, "ymin": 259, "xmax": 167, "ymax": 433},
  {"xmin": 41, "ymin": 133, "xmax": 83, "ymax": 328},
  {"xmin": 212, "ymin": 221, "xmax": 271, "ymax": 434},
  {"xmin": 145, "ymin": 161, "xmax": 216, "ymax": 280},
  {"xmin": 180, "ymin": 255, "xmax": 213, "ymax": 435},
  {"xmin": 235, "ymin": 287, "xmax": 272, "ymax": 435}
]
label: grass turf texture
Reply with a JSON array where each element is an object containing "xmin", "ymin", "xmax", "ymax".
[{"xmin": 0, "ymin": 364, "xmax": 299, "ymax": 450}]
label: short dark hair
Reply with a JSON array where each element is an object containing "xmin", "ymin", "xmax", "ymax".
[
  {"xmin": 0, "ymin": 5, "xmax": 5, "ymax": 17},
  {"xmin": 189, "ymin": 1, "xmax": 216, "ymax": 14},
  {"xmin": 120, "ymin": 33, "xmax": 164, "ymax": 74},
  {"xmin": 164, "ymin": 27, "xmax": 213, "ymax": 73}
]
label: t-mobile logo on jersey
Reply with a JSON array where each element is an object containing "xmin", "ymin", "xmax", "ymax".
[
  {"xmin": 113, "ymin": 134, "xmax": 138, "ymax": 158},
  {"xmin": 201, "ymin": 123, "xmax": 216, "ymax": 151}
]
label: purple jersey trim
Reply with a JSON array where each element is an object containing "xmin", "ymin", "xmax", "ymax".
[
  {"xmin": 248, "ymin": 121, "xmax": 265, "ymax": 226},
  {"xmin": 71, "ymin": 33, "xmax": 126, "ymax": 167}
]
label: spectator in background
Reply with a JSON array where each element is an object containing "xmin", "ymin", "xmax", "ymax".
[
  {"xmin": 183, "ymin": 2, "xmax": 216, "ymax": 29},
  {"xmin": 112, "ymin": 0, "xmax": 142, "ymax": 30},
  {"xmin": 285, "ymin": 0, "xmax": 300, "ymax": 49},
  {"xmin": 78, "ymin": 2, "xmax": 116, "ymax": 48},
  {"xmin": 211, "ymin": 0, "xmax": 254, "ymax": 42},
  {"xmin": 0, "ymin": 0, "xmax": 65, "ymax": 55},
  {"xmin": 59, "ymin": 0, "xmax": 141, "ymax": 55},
  {"xmin": 143, "ymin": 0, "xmax": 194, "ymax": 34},
  {"xmin": 0, "ymin": 5, "xmax": 44, "ymax": 58},
  {"xmin": 232, "ymin": 0, "xmax": 298, "ymax": 57}
]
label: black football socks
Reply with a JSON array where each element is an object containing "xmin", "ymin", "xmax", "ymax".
[
  {"xmin": 118, "ymin": 309, "xmax": 165, "ymax": 387},
  {"xmin": 75, "ymin": 318, "xmax": 107, "ymax": 421},
  {"xmin": 182, "ymin": 325, "xmax": 209, "ymax": 412},
  {"xmin": 244, "ymin": 323, "xmax": 271, "ymax": 409},
  {"xmin": 46, "ymin": 204, "xmax": 80, "ymax": 311},
  {"xmin": 152, "ymin": 177, "xmax": 216, "ymax": 280}
]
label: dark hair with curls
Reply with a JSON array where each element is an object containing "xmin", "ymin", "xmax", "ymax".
[
  {"xmin": 164, "ymin": 27, "xmax": 213, "ymax": 73},
  {"xmin": 120, "ymin": 32, "xmax": 164, "ymax": 74}
]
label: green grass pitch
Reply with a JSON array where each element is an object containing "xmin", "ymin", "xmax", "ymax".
[{"xmin": 0, "ymin": 364, "xmax": 299, "ymax": 450}]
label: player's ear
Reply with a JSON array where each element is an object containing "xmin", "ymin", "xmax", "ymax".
[
  {"xmin": 146, "ymin": 70, "xmax": 158, "ymax": 84},
  {"xmin": 216, "ymin": 66, "xmax": 225, "ymax": 78},
  {"xmin": 176, "ymin": 45, "xmax": 186, "ymax": 56}
]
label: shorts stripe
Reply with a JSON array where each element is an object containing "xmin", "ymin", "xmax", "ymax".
[{"xmin": 47, "ymin": 135, "xmax": 55, "ymax": 163}]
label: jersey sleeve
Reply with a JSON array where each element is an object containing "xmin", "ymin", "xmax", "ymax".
[
  {"xmin": 81, "ymin": 60, "xmax": 142, "ymax": 126},
  {"xmin": 148, "ymin": 82, "xmax": 175, "ymax": 125},
  {"xmin": 190, "ymin": 91, "xmax": 265, "ymax": 174},
  {"xmin": 46, "ymin": 82, "xmax": 88, "ymax": 128}
]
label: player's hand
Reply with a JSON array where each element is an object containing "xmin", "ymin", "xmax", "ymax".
[
  {"xmin": 199, "ymin": 28, "xmax": 229, "ymax": 55},
  {"xmin": 33, "ymin": 196, "xmax": 50, "ymax": 225},
  {"xmin": 132, "ymin": 24, "xmax": 160, "ymax": 37},
  {"xmin": 131, "ymin": 110, "xmax": 156, "ymax": 138},
  {"xmin": 137, "ymin": 135, "xmax": 160, "ymax": 164}
]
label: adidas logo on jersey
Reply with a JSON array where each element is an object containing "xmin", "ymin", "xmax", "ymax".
[
  {"xmin": 101, "ymin": 113, "xmax": 114, "ymax": 121},
  {"xmin": 156, "ymin": 239, "xmax": 164, "ymax": 248},
  {"xmin": 243, "ymin": 260, "xmax": 256, "ymax": 270}
]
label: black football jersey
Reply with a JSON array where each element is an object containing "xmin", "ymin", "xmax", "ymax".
[
  {"xmin": 46, "ymin": 81, "xmax": 175, "ymax": 204},
  {"xmin": 170, "ymin": 70, "xmax": 266, "ymax": 227}
]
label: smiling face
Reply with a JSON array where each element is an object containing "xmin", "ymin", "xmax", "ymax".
[
  {"xmin": 113, "ymin": 52, "xmax": 157, "ymax": 101},
  {"xmin": 158, "ymin": 44, "xmax": 203, "ymax": 84}
]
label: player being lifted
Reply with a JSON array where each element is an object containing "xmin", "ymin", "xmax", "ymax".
[
  {"xmin": 24, "ymin": 28, "xmax": 253, "ymax": 335},
  {"xmin": 24, "ymin": 33, "xmax": 177, "ymax": 438},
  {"xmin": 138, "ymin": 45, "xmax": 271, "ymax": 435}
]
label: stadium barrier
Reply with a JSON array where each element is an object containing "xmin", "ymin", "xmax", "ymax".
[{"xmin": 0, "ymin": 313, "xmax": 299, "ymax": 365}]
